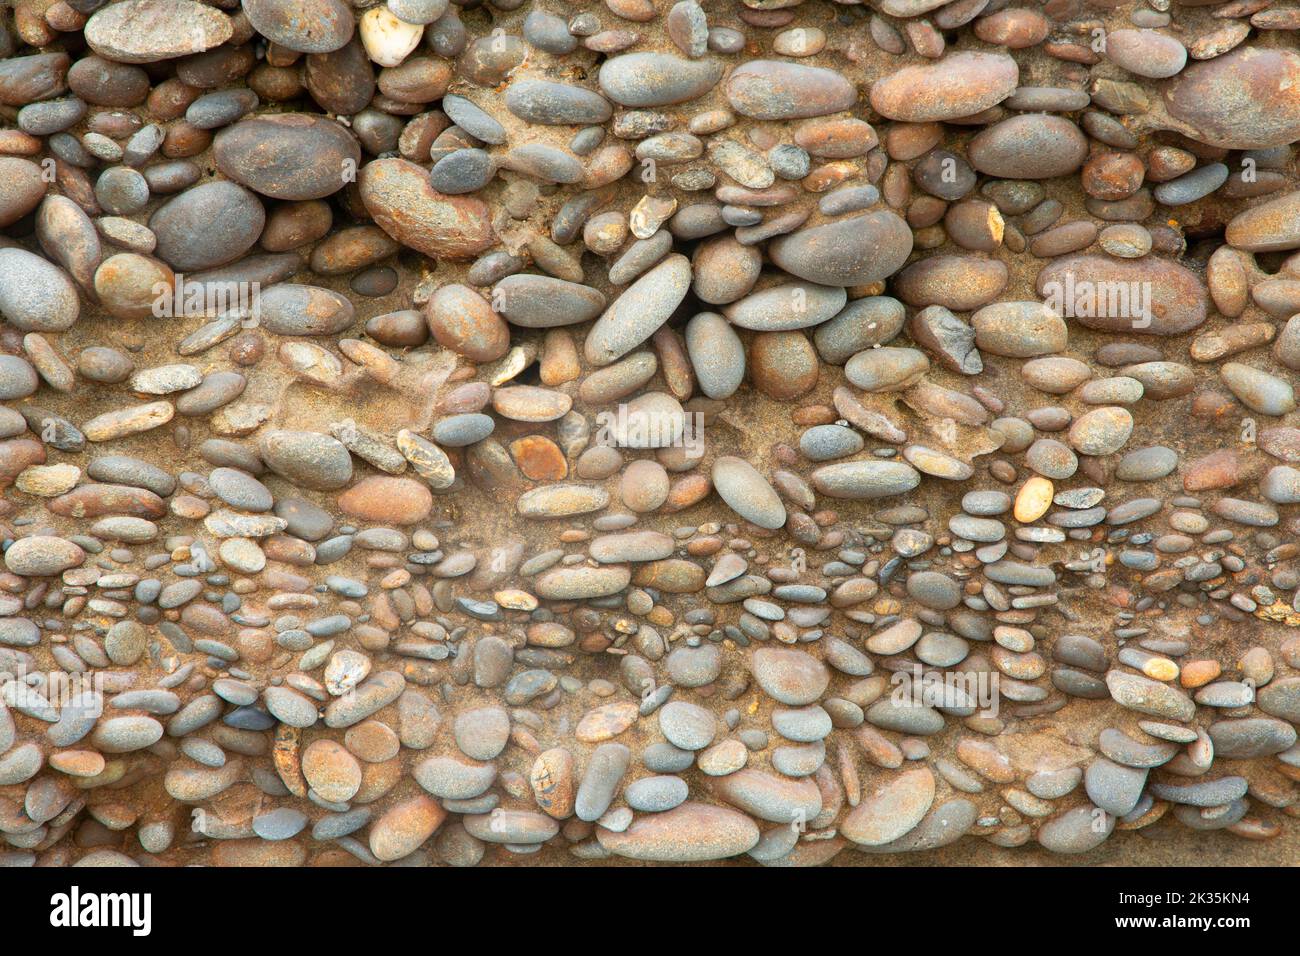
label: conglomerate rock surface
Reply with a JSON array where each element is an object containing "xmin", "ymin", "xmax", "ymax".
[{"xmin": 0, "ymin": 0, "xmax": 1298, "ymax": 867}]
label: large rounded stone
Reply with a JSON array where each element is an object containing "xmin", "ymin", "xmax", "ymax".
[
  {"xmin": 726, "ymin": 60, "xmax": 858, "ymax": 120},
  {"xmin": 869, "ymin": 52, "xmax": 1018, "ymax": 121},
  {"xmin": 4, "ymin": 536, "xmax": 85, "ymax": 576},
  {"xmin": 584, "ymin": 255, "xmax": 691, "ymax": 366},
  {"xmin": 358, "ymin": 158, "xmax": 494, "ymax": 259},
  {"xmin": 598, "ymin": 53, "xmax": 723, "ymax": 107},
  {"xmin": 1163, "ymin": 46, "xmax": 1300, "ymax": 150},
  {"xmin": 751, "ymin": 648, "xmax": 829, "ymax": 705},
  {"xmin": 243, "ymin": 0, "xmax": 354, "ymax": 54},
  {"xmin": 214, "ymin": 115, "xmax": 361, "ymax": 200},
  {"xmin": 597, "ymin": 803, "xmax": 759, "ymax": 862},
  {"xmin": 259, "ymin": 431, "xmax": 353, "ymax": 491},
  {"xmin": 0, "ymin": 249, "xmax": 79, "ymax": 333},
  {"xmin": 769, "ymin": 211, "xmax": 913, "ymax": 287},
  {"xmin": 84, "ymin": 0, "xmax": 233, "ymax": 63},
  {"xmin": 149, "ymin": 182, "xmax": 265, "ymax": 272}
]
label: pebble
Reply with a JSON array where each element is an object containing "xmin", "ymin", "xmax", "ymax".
[
  {"xmin": 85, "ymin": 0, "xmax": 233, "ymax": 63},
  {"xmin": 598, "ymin": 803, "xmax": 758, "ymax": 862},
  {"xmin": 0, "ymin": 249, "xmax": 79, "ymax": 332},
  {"xmin": 711, "ymin": 457, "xmax": 786, "ymax": 530},
  {"xmin": 870, "ymin": 52, "xmax": 1018, "ymax": 122},
  {"xmin": 585, "ymin": 255, "xmax": 691, "ymax": 366},
  {"xmin": 150, "ymin": 182, "xmax": 265, "ymax": 272},
  {"xmin": 214, "ymin": 115, "xmax": 360, "ymax": 201},
  {"xmin": 842, "ymin": 767, "xmax": 935, "ymax": 846}
]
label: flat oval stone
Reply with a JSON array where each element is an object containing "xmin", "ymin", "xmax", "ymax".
[
  {"xmin": 810, "ymin": 460, "xmax": 921, "ymax": 499},
  {"xmin": 1084, "ymin": 756, "xmax": 1148, "ymax": 815},
  {"xmin": 968, "ymin": 115, "xmax": 1088, "ymax": 179},
  {"xmin": 517, "ymin": 484, "xmax": 609, "ymax": 519},
  {"xmin": 972, "ymin": 301, "xmax": 1066, "ymax": 357},
  {"xmin": 723, "ymin": 282, "xmax": 846, "ymax": 331},
  {"xmin": 597, "ymin": 803, "xmax": 759, "ymax": 861},
  {"xmin": 427, "ymin": 283, "xmax": 509, "ymax": 361},
  {"xmin": 712, "ymin": 456, "xmax": 786, "ymax": 530},
  {"xmin": 0, "ymin": 356, "xmax": 39, "ymax": 403},
  {"xmin": 726, "ymin": 60, "xmax": 858, "ymax": 120},
  {"xmin": 506, "ymin": 79, "xmax": 612, "ymax": 125},
  {"xmin": 214, "ymin": 115, "xmax": 360, "ymax": 200},
  {"xmin": 85, "ymin": 0, "xmax": 233, "ymax": 64},
  {"xmin": 368, "ymin": 796, "xmax": 444, "ymax": 862},
  {"xmin": 1149, "ymin": 777, "xmax": 1248, "ymax": 808},
  {"xmin": 1207, "ymin": 718, "xmax": 1296, "ymax": 758},
  {"xmin": 658, "ymin": 700, "xmax": 716, "ymax": 751},
  {"xmin": 842, "ymin": 767, "xmax": 935, "ymax": 846},
  {"xmin": 0, "ymin": 618, "xmax": 39, "ymax": 647},
  {"xmin": 1257, "ymin": 676, "xmax": 1300, "ymax": 722},
  {"xmin": 0, "ymin": 249, "xmax": 79, "ymax": 333},
  {"xmin": 869, "ymin": 51, "xmax": 1018, "ymax": 121},
  {"xmin": 1105, "ymin": 670, "xmax": 1195, "ymax": 721},
  {"xmin": 769, "ymin": 211, "xmax": 913, "ymax": 287},
  {"xmin": 259, "ymin": 284, "xmax": 355, "ymax": 336},
  {"xmin": 585, "ymin": 254, "xmax": 691, "ymax": 366},
  {"xmin": 752, "ymin": 647, "xmax": 829, "ymax": 705},
  {"xmin": 625, "ymin": 775, "xmax": 689, "ymax": 813},
  {"xmin": 800, "ymin": 424, "xmax": 864, "ymax": 461},
  {"xmin": 534, "ymin": 566, "xmax": 631, "ymax": 600},
  {"xmin": 1225, "ymin": 189, "xmax": 1300, "ymax": 253},
  {"xmin": 574, "ymin": 702, "xmax": 637, "ymax": 742},
  {"xmin": 686, "ymin": 311, "xmax": 745, "ymax": 399},
  {"xmin": 149, "ymin": 182, "xmax": 265, "ymax": 272},
  {"xmin": 259, "ymin": 430, "xmax": 352, "ymax": 490},
  {"xmin": 243, "ymin": 0, "xmax": 354, "ymax": 55},
  {"xmin": 1163, "ymin": 46, "xmax": 1300, "ymax": 150},
  {"xmin": 1098, "ymin": 729, "xmax": 1176, "ymax": 768},
  {"xmin": 1038, "ymin": 806, "xmax": 1113, "ymax": 854},
  {"xmin": 846, "ymin": 347, "xmax": 928, "ymax": 392},
  {"xmin": 433, "ymin": 413, "xmax": 494, "ymax": 447},
  {"xmin": 338, "ymin": 476, "xmax": 432, "ymax": 525},
  {"xmin": 91, "ymin": 715, "xmax": 164, "ymax": 753},
  {"xmin": 815, "ymin": 297, "xmax": 906, "ymax": 364},
  {"xmin": 0, "ymin": 159, "xmax": 46, "ymax": 228},
  {"xmin": 590, "ymin": 531, "xmax": 674, "ymax": 564},
  {"xmin": 598, "ymin": 53, "xmax": 723, "ymax": 107},
  {"xmin": 264, "ymin": 686, "xmax": 319, "ymax": 727},
  {"xmin": 493, "ymin": 386, "xmax": 572, "ymax": 423},
  {"xmin": 1116, "ymin": 446, "xmax": 1178, "ymax": 482},
  {"xmin": 1107, "ymin": 29, "xmax": 1186, "ymax": 79},
  {"xmin": 0, "ymin": 53, "xmax": 70, "ymax": 110},
  {"xmin": 1069, "ymin": 407, "xmax": 1133, "ymax": 456},
  {"xmin": 772, "ymin": 706, "xmax": 833, "ymax": 742},
  {"xmin": 414, "ymin": 754, "xmax": 495, "ymax": 799},
  {"xmin": 430, "ymin": 149, "xmax": 495, "ymax": 195},
  {"xmin": 454, "ymin": 706, "xmax": 510, "ymax": 760},
  {"xmin": 575, "ymin": 742, "xmax": 631, "ymax": 822},
  {"xmin": 493, "ymin": 274, "xmax": 606, "ymax": 329},
  {"xmin": 711, "ymin": 768, "xmax": 823, "ymax": 823},
  {"xmin": 463, "ymin": 809, "xmax": 559, "ymax": 845},
  {"xmin": 692, "ymin": 236, "xmax": 761, "ymax": 305},
  {"xmin": 4, "ymin": 536, "xmax": 84, "ymax": 576}
]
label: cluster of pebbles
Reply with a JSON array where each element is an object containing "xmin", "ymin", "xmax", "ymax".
[{"xmin": 2, "ymin": 0, "xmax": 1300, "ymax": 868}]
